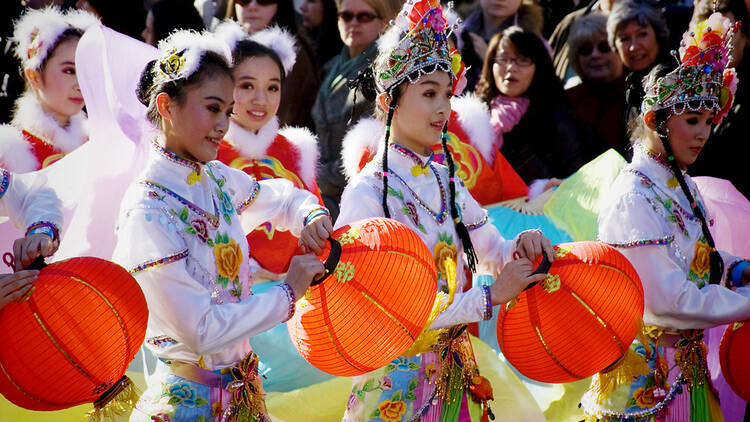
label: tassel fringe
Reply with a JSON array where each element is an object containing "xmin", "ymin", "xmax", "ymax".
[{"xmin": 87, "ymin": 376, "xmax": 141, "ymax": 422}]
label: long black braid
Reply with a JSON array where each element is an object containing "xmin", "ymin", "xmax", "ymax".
[
  {"xmin": 381, "ymin": 88, "xmax": 401, "ymax": 218},
  {"xmin": 440, "ymin": 126, "xmax": 478, "ymax": 272},
  {"xmin": 655, "ymin": 112, "xmax": 724, "ymax": 284}
]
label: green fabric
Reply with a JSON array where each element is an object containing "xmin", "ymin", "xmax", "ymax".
[
  {"xmin": 544, "ymin": 149, "xmax": 627, "ymax": 241},
  {"xmin": 467, "ymin": 391, "xmax": 483, "ymax": 422},
  {"xmin": 689, "ymin": 368, "xmax": 711, "ymax": 422},
  {"xmin": 440, "ymin": 364, "xmax": 464, "ymax": 422}
]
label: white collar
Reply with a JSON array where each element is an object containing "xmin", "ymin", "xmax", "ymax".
[
  {"xmin": 224, "ymin": 117, "xmax": 279, "ymax": 159},
  {"xmin": 11, "ymin": 92, "xmax": 88, "ymax": 152}
]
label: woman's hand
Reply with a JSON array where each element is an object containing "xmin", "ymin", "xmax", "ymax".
[
  {"xmin": 285, "ymin": 254, "xmax": 326, "ymax": 299},
  {"xmin": 514, "ymin": 229, "xmax": 556, "ymax": 264},
  {"xmin": 13, "ymin": 234, "xmax": 58, "ymax": 271},
  {"xmin": 0, "ymin": 270, "xmax": 39, "ymax": 310},
  {"xmin": 299, "ymin": 214, "xmax": 333, "ymax": 255},
  {"xmin": 490, "ymin": 258, "xmax": 546, "ymax": 305}
]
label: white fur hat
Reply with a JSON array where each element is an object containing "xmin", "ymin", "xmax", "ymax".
[
  {"xmin": 13, "ymin": 6, "xmax": 98, "ymax": 71},
  {"xmin": 214, "ymin": 19, "xmax": 297, "ymax": 74},
  {"xmin": 152, "ymin": 29, "xmax": 232, "ymax": 82}
]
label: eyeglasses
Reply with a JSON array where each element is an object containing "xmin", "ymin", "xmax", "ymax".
[
  {"xmin": 236, "ymin": 0, "xmax": 277, "ymax": 7},
  {"xmin": 338, "ymin": 11, "xmax": 380, "ymax": 23},
  {"xmin": 495, "ymin": 55, "xmax": 534, "ymax": 67},
  {"xmin": 578, "ymin": 41, "xmax": 611, "ymax": 56}
]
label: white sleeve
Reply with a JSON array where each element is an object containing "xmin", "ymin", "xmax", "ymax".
[
  {"xmin": 113, "ymin": 207, "xmax": 293, "ymax": 356},
  {"xmin": 621, "ymin": 244, "xmax": 750, "ymax": 329},
  {"xmin": 235, "ymin": 176, "xmax": 323, "ymax": 237},
  {"xmin": 0, "ymin": 169, "xmax": 63, "ymax": 231},
  {"xmin": 334, "ymin": 178, "xmax": 383, "ymax": 229}
]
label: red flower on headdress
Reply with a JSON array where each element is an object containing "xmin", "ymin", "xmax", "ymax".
[{"xmin": 682, "ymin": 45, "xmax": 701, "ymax": 66}]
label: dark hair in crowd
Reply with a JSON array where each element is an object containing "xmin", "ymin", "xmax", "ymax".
[
  {"xmin": 136, "ymin": 51, "xmax": 234, "ymax": 126},
  {"xmin": 83, "ymin": 0, "xmax": 147, "ymax": 39},
  {"xmin": 232, "ymin": 39, "xmax": 288, "ymax": 81},
  {"xmin": 629, "ymin": 63, "xmax": 724, "ymax": 284},
  {"xmin": 357, "ymin": 63, "xmax": 478, "ymax": 271},
  {"xmin": 149, "ymin": 0, "xmax": 206, "ymax": 44},
  {"xmin": 476, "ymin": 27, "xmax": 568, "ymax": 114},
  {"xmin": 312, "ymin": 0, "xmax": 345, "ymax": 66}
]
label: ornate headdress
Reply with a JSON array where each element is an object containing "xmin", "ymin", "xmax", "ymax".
[
  {"xmin": 642, "ymin": 13, "xmax": 739, "ymax": 124},
  {"xmin": 373, "ymin": 0, "xmax": 467, "ymax": 96},
  {"xmin": 214, "ymin": 20, "xmax": 297, "ymax": 74},
  {"xmin": 151, "ymin": 30, "xmax": 232, "ymax": 82},
  {"xmin": 13, "ymin": 6, "xmax": 99, "ymax": 71}
]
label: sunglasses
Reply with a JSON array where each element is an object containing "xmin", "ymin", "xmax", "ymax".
[
  {"xmin": 495, "ymin": 55, "xmax": 534, "ymax": 67},
  {"xmin": 236, "ymin": 0, "xmax": 277, "ymax": 6},
  {"xmin": 338, "ymin": 11, "xmax": 380, "ymax": 23},
  {"xmin": 578, "ymin": 41, "xmax": 611, "ymax": 56}
]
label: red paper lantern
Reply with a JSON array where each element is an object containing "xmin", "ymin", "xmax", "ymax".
[
  {"xmin": 719, "ymin": 321, "xmax": 750, "ymax": 401},
  {"xmin": 287, "ymin": 217, "xmax": 437, "ymax": 376},
  {"xmin": 497, "ymin": 241, "xmax": 644, "ymax": 383},
  {"xmin": 0, "ymin": 257, "xmax": 148, "ymax": 410}
]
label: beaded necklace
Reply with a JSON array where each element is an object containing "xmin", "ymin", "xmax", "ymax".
[
  {"xmin": 389, "ymin": 142, "xmax": 434, "ymax": 177},
  {"xmin": 152, "ymin": 141, "xmax": 202, "ymax": 184},
  {"xmin": 375, "ymin": 164, "xmax": 448, "ymax": 224}
]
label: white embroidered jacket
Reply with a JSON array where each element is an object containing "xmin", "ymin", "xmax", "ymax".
[
  {"xmin": 0, "ymin": 168, "xmax": 63, "ymax": 232},
  {"xmin": 336, "ymin": 143, "xmax": 516, "ymax": 329},
  {"xmin": 598, "ymin": 145, "xmax": 750, "ymax": 330},
  {"xmin": 112, "ymin": 144, "xmax": 321, "ymax": 370}
]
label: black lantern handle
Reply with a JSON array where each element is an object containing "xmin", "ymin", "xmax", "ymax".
[{"xmin": 310, "ymin": 237, "xmax": 342, "ymax": 286}]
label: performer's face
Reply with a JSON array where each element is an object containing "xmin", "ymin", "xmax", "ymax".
[
  {"xmin": 232, "ymin": 55, "xmax": 282, "ymax": 132},
  {"xmin": 390, "ymin": 71, "xmax": 452, "ymax": 155},
  {"xmin": 663, "ymin": 110, "xmax": 714, "ymax": 170},
  {"xmin": 162, "ymin": 74, "xmax": 235, "ymax": 163},
  {"xmin": 34, "ymin": 38, "xmax": 84, "ymax": 124}
]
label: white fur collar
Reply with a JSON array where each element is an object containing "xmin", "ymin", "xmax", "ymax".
[
  {"xmin": 224, "ymin": 117, "xmax": 280, "ymax": 159},
  {"xmin": 0, "ymin": 124, "xmax": 38, "ymax": 172},
  {"xmin": 451, "ymin": 93, "xmax": 496, "ymax": 165},
  {"xmin": 341, "ymin": 117, "xmax": 384, "ymax": 181},
  {"xmin": 11, "ymin": 92, "xmax": 88, "ymax": 153},
  {"xmin": 278, "ymin": 125, "xmax": 319, "ymax": 187}
]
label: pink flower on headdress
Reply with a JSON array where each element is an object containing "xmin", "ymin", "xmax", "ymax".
[
  {"xmin": 427, "ymin": 11, "xmax": 446, "ymax": 33},
  {"xmin": 715, "ymin": 68, "xmax": 738, "ymax": 124}
]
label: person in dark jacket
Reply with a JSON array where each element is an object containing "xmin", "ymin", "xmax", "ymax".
[{"xmin": 476, "ymin": 27, "xmax": 598, "ymax": 197}]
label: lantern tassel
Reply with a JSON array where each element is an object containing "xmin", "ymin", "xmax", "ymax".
[
  {"xmin": 590, "ymin": 348, "xmax": 651, "ymax": 404},
  {"xmin": 87, "ymin": 376, "xmax": 141, "ymax": 422}
]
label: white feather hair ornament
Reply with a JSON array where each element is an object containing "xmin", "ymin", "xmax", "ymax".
[
  {"xmin": 13, "ymin": 6, "xmax": 98, "ymax": 71},
  {"xmin": 153, "ymin": 29, "xmax": 232, "ymax": 82},
  {"xmin": 213, "ymin": 19, "xmax": 249, "ymax": 59},
  {"xmin": 249, "ymin": 25, "xmax": 297, "ymax": 74}
]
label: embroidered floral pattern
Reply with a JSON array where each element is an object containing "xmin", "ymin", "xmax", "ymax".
[
  {"xmin": 373, "ymin": 398, "xmax": 407, "ymax": 422},
  {"xmin": 165, "ymin": 383, "xmax": 208, "ymax": 408},
  {"xmin": 213, "ymin": 235, "xmax": 243, "ymax": 297},
  {"xmin": 688, "ymin": 236, "xmax": 711, "ymax": 288},
  {"xmin": 333, "ymin": 261, "xmax": 355, "ymax": 283},
  {"xmin": 433, "ymin": 233, "xmax": 457, "ymax": 281}
]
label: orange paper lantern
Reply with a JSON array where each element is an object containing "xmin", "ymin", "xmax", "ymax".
[
  {"xmin": 0, "ymin": 257, "xmax": 148, "ymax": 411},
  {"xmin": 287, "ymin": 217, "xmax": 437, "ymax": 376},
  {"xmin": 719, "ymin": 321, "xmax": 750, "ymax": 401},
  {"xmin": 497, "ymin": 241, "xmax": 644, "ymax": 383}
]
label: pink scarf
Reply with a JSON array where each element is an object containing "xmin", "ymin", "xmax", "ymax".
[{"xmin": 490, "ymin": 95, "xmax": 530, "ymax": 149}]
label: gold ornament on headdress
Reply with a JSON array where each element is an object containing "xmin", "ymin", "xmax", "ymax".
[{"xmin": 158, "ymin": 48, "xmax": 187, "ymax": 79}]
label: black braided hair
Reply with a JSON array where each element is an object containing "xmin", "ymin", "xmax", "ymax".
[
  {"xmin": 381, "ymin": 88, "xmax": 401, "ymax": 218},
  {"xmin": 654, "ymin": 111, "xmax": 724, "ymax": 284},
  {"xmin": 440, "ymin": 126, "xmax": 478, "ymax": 272}
]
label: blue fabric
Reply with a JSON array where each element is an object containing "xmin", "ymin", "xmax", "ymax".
[
  {"xmin": 486, "ymin": 205, "xmax": 573, "ymax": 245},
  {"xmin": 731, "ymin": 261, "xmax": 750, "ymax": 287},
  {"xmin": 248, "ymin": 281, "xmax": 334, "ymax": 392}
]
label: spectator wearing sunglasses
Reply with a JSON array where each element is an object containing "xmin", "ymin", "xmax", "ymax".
[
  {"xmin": 476, "ymin": 27, "xmax": 596, "ymax": 197},
  {"xmin": 300, "ymin": 0, "xmax": 344, "ymax": 72},
  {"xmin": 226, "ymin": 0, "xmax": 320, "ymax": 131},
  {"xmin": 310, "ymin": 0, "xmax": 401, "ymax": 219},
  {"xmin": 566, "ymin": 13, "xmax": 629, "ymax": 157},
  {"xmin": 459, "ymin": 0, "xmax": 543, "ymax": 93}
]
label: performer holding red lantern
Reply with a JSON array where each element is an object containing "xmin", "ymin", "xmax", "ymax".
[
  {"xmin": 581, "ymin": 13, "xmax": 750, "ymax": 422},
  {"xmin": 337, "ymin": 0, "xmax": 555, "ymax": 420},
  {"xmin": 213, "ymin": 21, "xmax": 325, "ymax": 280},
  {"xmin": 0, "ymin": 7, "xmax": 98, "ymax": 172},
  {"xmin": 0, "ymin": 168, "xmax": 62, "ymax": 309},
  {"xmin": 112, "ymin": 30, "xmax": 331, "ymax": 421}
]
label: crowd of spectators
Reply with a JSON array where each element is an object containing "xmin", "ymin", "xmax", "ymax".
[{"xmin": 2, "ymin": 0, "xmax": 748, "ymax": 213}]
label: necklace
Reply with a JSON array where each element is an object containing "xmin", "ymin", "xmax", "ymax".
[
  {"xmin": 152, "ymin": 140, "xmax": 202, "ymax": 184},
  {"xmin": 389, "ymin": 142, "xmax": 434, "ymax": 177},
  {"xmin": 376, "ymin": 164, "xmax": 448, "ymax": 224}
]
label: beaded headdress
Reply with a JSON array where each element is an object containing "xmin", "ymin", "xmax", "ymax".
[
  {"xmin": 13, "ymin": 6, "xmax": 98, "ymax": 71},
  {"xmin": 151, "ymin": 30, "xmax": 232, "ymax": 83},
  {"xmin": 374, "ymin": 0, "xmax": 467, "ymax": 95},
  {"xmin": 642, "ymin": 13, "xmax": 739, "ymax": 124}
]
